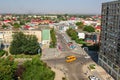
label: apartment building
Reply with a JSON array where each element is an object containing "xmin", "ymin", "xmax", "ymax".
[
  {"xmin": 0, "ymin": 30, "xmax": 42, "ymax": 48},
  {"xmin": 98, "ymin": 1, "xmax": 120, "ymax": 80}
]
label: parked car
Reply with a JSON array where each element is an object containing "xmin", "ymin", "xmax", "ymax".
[
  {"xmin": 88, "ymin": 75, "xmax": 100, "ymax": 80},
  {"xmin": 85, "ymin": 56, "xmax": 90, "ymax": 59}
]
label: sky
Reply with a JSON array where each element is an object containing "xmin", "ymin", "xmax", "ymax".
[{"xmin": 0, "ymin": 0, "xmax": 114, "ymax": 14}]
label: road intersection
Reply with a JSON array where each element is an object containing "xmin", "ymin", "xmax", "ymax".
[{"xmin": 41, "ymin": 31, "xmax": 113, "ymax": 80}]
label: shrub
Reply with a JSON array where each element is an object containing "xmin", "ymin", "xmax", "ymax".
[{"xmin": 0, "ymin": 50, "xmax": 5, "ymax": 57}]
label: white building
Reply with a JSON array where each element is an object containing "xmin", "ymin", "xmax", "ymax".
[{"xmin": 78, "ymin": 33, "xmax": 85, "ymax": 39}]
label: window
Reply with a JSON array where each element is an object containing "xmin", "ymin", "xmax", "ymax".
[
  {"xmin": 108, "ymin": 60, "xmax": 112, "ymax": 67},
  {"xmin": 103, "ymin": 57, "xmax": 107, "ymax": 62},
  {"xmin": 99, "ymin": 55, "xmax": 102, "ymax": 59}
]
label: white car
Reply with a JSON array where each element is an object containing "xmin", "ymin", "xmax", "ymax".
[
  {"xmin": 85, "ymin": 56, "xmax": 90, "ymax": 59},
  {"xmin": 88, "ymin": 76, "xmax": 100, "ymax": 80}
]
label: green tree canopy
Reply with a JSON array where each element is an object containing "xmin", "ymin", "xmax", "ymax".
[
  {"xmin": 83, "ymin": 25, "xmax": 95, "ymax": 32},
  {"xmin": 0, "ymin": 50, "xmax": 6, "ymax": 57},
  {"xmin": 20, "ymin": 20, "xmax": 25, "ymax": 25},
  {"xmin": 0, "ymin": 57, "xmax": 17, "ymax": 80},
  {"xmin": 75, "ymin": 22, "xmax": 84, "ymax": 29},
  {"xmin": 13, "ymin": 23, "xmax": 20, "ymax": 28},
  {"xmin": 50, "ymin": 28, "xmax": 57, "ymax": 48},
  {"xmin": 10, "ymin": 32, "xmax": 41, "ymax": 55},
  {"xmin": 66, "ymin": 28, "xmax": 78, "ymax": 40},
  {"xmin": 23, "ymin": 35, "xmax": 40, "ymax": 55},
  {"xmin": 22, "ymin": 57, "xmax": 55, "ymax": 80},
  {"xmin": 10, "ymin": 32, "xmax": 26, "ymax": 54},
  {"xmin": 2, "ymin": 24, "xmax": 8, "ymax": 29}
]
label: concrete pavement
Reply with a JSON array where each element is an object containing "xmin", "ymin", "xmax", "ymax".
[
  {"xmin": 52, "ymin": 68, "xmax": 65, "ymax": 80},
  {"xmin": 41, "ymin": 48, "xmax": 61, "ymax": 60},
  {"xmin": 82, "ymin": 61, "xmax": 114, "ymax": 80}
]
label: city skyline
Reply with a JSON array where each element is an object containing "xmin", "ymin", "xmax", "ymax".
[{"xmin": 0, "ymin": 0, "xmax": 114, "ymax": 14}]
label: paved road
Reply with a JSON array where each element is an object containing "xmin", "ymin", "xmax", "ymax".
[
  {"xmin": 42, "ymin": 30, "xmax": 105, "ymax": 80},
  {"xmin": 44, "ymin": 54, "xmax": 92, "ymax": 80},
  {"xmin": 42, "ymin": 31, "xmax": 92, "ymax": 80},
  {"xmin": 56, "ymin": 31, "xmax": 71, "ymax": 52}
]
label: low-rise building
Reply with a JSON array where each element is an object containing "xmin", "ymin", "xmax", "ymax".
[
  {"xmin": 0, "ymin": 29, "xmax": 42, "ymax": 48},
  {"xmin": 95, "ymin": 25, "xmax": 101, "ymax": 33},
  {"xmin": 76, "ymin": 30, "xmax": 100, "ymax": 45},
  {"xmin": 78, "ymin": 33, "xmax": 85, "ymax": 39},
  {"xmin": 42, "ymin": 29, "xmax": 51, "ymax": 48}
]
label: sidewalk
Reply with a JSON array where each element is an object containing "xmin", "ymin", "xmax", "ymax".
[
  {"xmin": 41, "ymin": 48, "xmax": 61, "ymax": 60},
  {"xmin": 52, "ymin": 68, "xmax": 65, "ymax": 80},
  {"xmin": 82, "ymin": 62, "xmax": 114, "ymax": 80},
  {"xmin": 95, "ymin": 64, "xmax": 114, "ymax": 80}
]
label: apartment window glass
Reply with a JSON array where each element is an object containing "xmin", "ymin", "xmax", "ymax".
[
  {"xmin": 103, "ymin": 57, "xmax": 107, "ymax": 62},
  {"xmin": 108, "ymin": 60, "xmax": 112, "ymax": 67}
]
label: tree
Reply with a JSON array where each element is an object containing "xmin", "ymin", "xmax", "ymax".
[
  {"xmin": 83, "ymin": 26, "xmax": 95, "ymax": 32},
  {"xmin": 0, "ymin": 50, "xmax": 6, "ymax": 57},
  {"xmin": 13, "ymin": 23, "xmax": 20, "ymax": 28},
  {"xmin": 10, "ymin": 32, "xmax": 26, "ymax": 54},
  {"xmin": 66, "ymin": 28, "xmax": 78, "ymax": 40},
  {"xmin": 50, "ymin": 28, "xmax": 57, "ymax": 48},
  {"xmin": 20, "ymin": 20, "xmax": 25, "ymax": 25},
  {"xmin": 22, "ymin": 57, "xmax": 55, "ymax": 80},
  {"xmin": 10, "ymin": 32, "xmax": 41, "ymax": 55},
  {"xmin": 23, "ymin": 35, "xmax": 40, "ymax": 55},
  {"xmin": 0, "ymin": 18, "xmax": 4, "ymax": 21},
  {"xmin": 2, "ymin": 24, "xmax": 8, "ymax": 29},
  {"xmin": 75, "ymin": 22, "xmax": 84, "ymax": 29},
  {"xmin": 57, "ymin": 15, "xmax": 66, "ymax": 21},
  {"xmin": 0, "ymin": 57, "xmax": 17, "ymax": 80}
]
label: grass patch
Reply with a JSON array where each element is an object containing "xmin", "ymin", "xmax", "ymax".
[{"xmin": 12, "ymin": 54, "xmax": 41, "ymax": 58}]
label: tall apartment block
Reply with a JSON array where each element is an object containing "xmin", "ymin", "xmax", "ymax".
[{"xmin": 98, "ymin": 1, "xmax": 120, "ymax": 80}]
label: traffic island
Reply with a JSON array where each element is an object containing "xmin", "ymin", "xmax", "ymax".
[{"xmin": 88, "ymin": 64, "xmax": 96, "ymax": 71}]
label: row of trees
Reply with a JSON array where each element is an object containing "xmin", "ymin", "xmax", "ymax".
[
  {"xmin": 83, "ymin": 25, "xmax": 95, "ymax": 32},
  {"xmin": 66, "ymin": 28, "xmax": 78, "ymax": 40},
  {"xmin": 10, "ymin": 32, "xmax": 41, "ymax": 55},
  {"xmin": 75, "ymin": 22, "xmax": 95, "ymax": 32},
  {"xmin": 2, "ymin": 22, "xmax": 21, "ymax": 29},
  {"xmin": 50, "ymin": 28, "xmax": 57, "ymax": 48}
]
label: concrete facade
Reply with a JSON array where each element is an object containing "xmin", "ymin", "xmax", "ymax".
[
  {"xmin": 99, "ymin": 1, "xmax": 120, "ymax": 80},
  {"xmin": 0, "ymin": 30, "xmax": 42, "ymax": 47}
]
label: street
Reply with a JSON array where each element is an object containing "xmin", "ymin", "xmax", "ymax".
[
  {"xmin": 41, "ymin": 30, "xmax": 112, "ymax": 80},
  {"xmin": 44, "ymin": 54, "xmax": 92, "ymax": 80},
  {"xmin": 42, "ymin": 31, "xmax": 93, "ymax": 80}
]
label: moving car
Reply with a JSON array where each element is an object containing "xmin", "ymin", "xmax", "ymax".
[{"xmin": 66, "ymin": 55, "xmax": 76, "ymax": 63}]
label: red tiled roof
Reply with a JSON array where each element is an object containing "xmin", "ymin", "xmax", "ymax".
[
  {"xmin": 24, "ymin": 25, "xmax": 31, "ymax": 29},
  {"xmin": 95, "ymin": 26, "xmax": 101, "ymax": 29},
  {"xmin": 70, "ymin": 17, "xmax": 75, "ymax": 20},
  {"xmin": 4, "ymin": 20, "xmax": 11, "ymax": 23}
]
